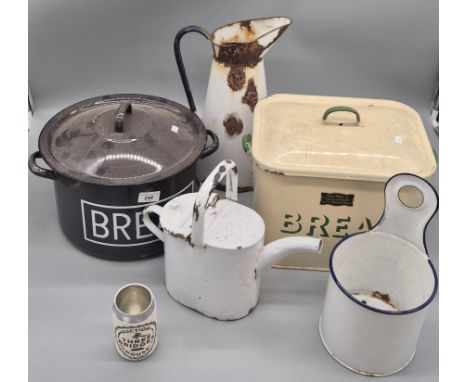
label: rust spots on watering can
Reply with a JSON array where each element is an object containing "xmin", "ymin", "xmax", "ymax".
[
  {"xmin": 223, "ymin": 113, "xmax": 244, "ymax": 136},
  {"xmin": 242, "ymin": 79, "xmax": 258, "ymax": 112},
  {"xmin": 168, "ymin": 229, "xmax": 194, "ymax": 247},
  {"xmin": 193, "ymin": 203, "xmax": 200, "ymax": 221},
  {"xmin": 206, "ymin": 194, "xmax": 220, "ymax": 209}
]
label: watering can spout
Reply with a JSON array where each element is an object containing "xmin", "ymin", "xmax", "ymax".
[{"xmin": 258, "ymin": 236, "xmax": 322, "ymax": 271}]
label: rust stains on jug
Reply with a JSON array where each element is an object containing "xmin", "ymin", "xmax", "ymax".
[
  {"xmin": 215, "ymin": 21, "xmax": 265, "ymax": 91},
  {"xmin": 240, "ymin": 20, "xmax": 253, "ymax": 31},
  {"xmin": 223, "ymin": 113, "xmax": 244, "ymax": 136},
  {"xmin": 215, "ymin": 40, "xmax": 264, "ymax": 68},
  {"xmin": 227, "ymin": 65, "xmax": 246, "ymax": 91},
  {"xmin": 242, "ymin": 79, "xmax": 258, "ymax": 112},
  {"xmin": 214, "ymin": 19, "xmax": 290, "ymax": 92}
]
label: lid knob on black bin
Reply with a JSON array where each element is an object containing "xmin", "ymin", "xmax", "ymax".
[{"xmin": 114, "ymin": 102, "xmax": 132, "ymax": 134}]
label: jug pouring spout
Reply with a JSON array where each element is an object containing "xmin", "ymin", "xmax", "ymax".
[
  {"xmin": 258, "ymin": 236, "xmax": 322, "ymax": 271},
  {"xmin": 211, "ymin": 17, "xmax": 292, "ymax": 62}
]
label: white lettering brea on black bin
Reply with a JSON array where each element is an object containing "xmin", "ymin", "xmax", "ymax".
[{"xmin": 80, "ymin": 181, "xmax": 194, "ymax": 247}]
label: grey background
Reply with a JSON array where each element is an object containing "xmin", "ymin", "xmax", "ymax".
[{"xmin": 29, "ymin": 0, "xmax": 439, "ymax": 381}]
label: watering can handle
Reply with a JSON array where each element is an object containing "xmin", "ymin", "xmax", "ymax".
[
  {"xmin": 174, "ymin": 25, "xmax": 211, "ymax": 113},
  {"xmin": 142, "ymin": 205, "xmax": 165, "ymax": 241},
  {"xmin": 191, "ymin": 160, "xmax": 238, "ymax": 246},
  {"xmin": 373, "ymin": 173, "xmax": 439, "ymax": 254}
]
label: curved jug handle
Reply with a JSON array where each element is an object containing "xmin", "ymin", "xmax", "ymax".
[
  {"xmin": 174, "ymin": 25, "xmax": 211, "ymax": 113},
  {"xmin": 373, "ymin": 173, "xmax": 439, "ymax": 254},
  {"xmin": 191, "ymin": 160, "xmax": 238, "ymax": 246},
  {"xmin": 142, "ymin": 205, "xmax": 165, "ymax": 242}
]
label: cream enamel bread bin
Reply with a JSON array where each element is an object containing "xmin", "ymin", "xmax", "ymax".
[
  {"xmin": 143, "ymin": 160, "xmax": 322, "ymax": 320},
  {"xmin": 251, "ymin": 94, "xmax": 437, "ymax": 270}
]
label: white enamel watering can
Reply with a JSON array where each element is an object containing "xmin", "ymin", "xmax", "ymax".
[
  {"xmin": 319, "ymin": 174, "xmax": 439, "ymax": 376},
  {"xmin": 143, "ymin": 160, "xmax": 322, "ymax": 320}
]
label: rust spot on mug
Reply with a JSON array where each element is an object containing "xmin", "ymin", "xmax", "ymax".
[
  {"xmin": 242, "ymin": 79, "xmax": 258, "ymax": 112},
  {"xmin": 223, "ymin": 113, "xmax": 244, "ymax": 136},
  {"xmin": 227, "ymin": 65, "xmax": 246, "ymax": 91},
  {"xmin": 371, "ymin": 291, "xmax": 391, "ymax": 304}
]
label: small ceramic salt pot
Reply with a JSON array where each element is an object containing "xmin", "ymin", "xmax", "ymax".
[{"xmin": 112, "ymin": 283, "xmax": 158, "ymax": 361}]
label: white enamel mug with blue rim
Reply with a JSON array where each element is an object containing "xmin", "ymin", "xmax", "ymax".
[{"xmin": 319, "ymin": 173, "xmax": 438, "ymax": 376}]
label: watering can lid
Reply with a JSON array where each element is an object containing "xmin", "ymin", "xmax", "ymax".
[
  {"xmin": 252, "ymin": 94, "xmax": 437, "ymax": 182},
  {"xmin": 159, "ymin": 193, "xmax": 265, "ymax": 250}
]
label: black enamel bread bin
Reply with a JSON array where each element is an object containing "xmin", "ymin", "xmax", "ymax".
[{"xmin": 28, "ymin": 94, "xmax": 219, "ymax": 260}]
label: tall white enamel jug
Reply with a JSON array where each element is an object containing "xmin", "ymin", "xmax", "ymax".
[{"xmin": 174, "ymin": 17, "xmax": 292, "ymax": 191}]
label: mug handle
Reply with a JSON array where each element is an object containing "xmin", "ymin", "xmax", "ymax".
[
  {"xmin": 142, "ymin": 205, "xmax": 165, "ymax": 242},
  {"xmin": 373, "ymin": 173, "xmax": 439, "ymax": 254},
  {"xmin": 174, "ymin": 25, "xmax": 211, "ymax": 113},
  {"xmin": 191, "ymin": 160, "xmax": 238, "ymax": 246}
]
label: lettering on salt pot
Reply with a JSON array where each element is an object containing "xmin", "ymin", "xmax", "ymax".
[{"xmin": 112, "ymin": 283, "xmax": 158, "ymax": 361}]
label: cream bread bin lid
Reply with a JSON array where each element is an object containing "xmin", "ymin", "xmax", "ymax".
[{"xmin": 251, "ymin": 94, "xmax": 436, "ymax": 182}]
